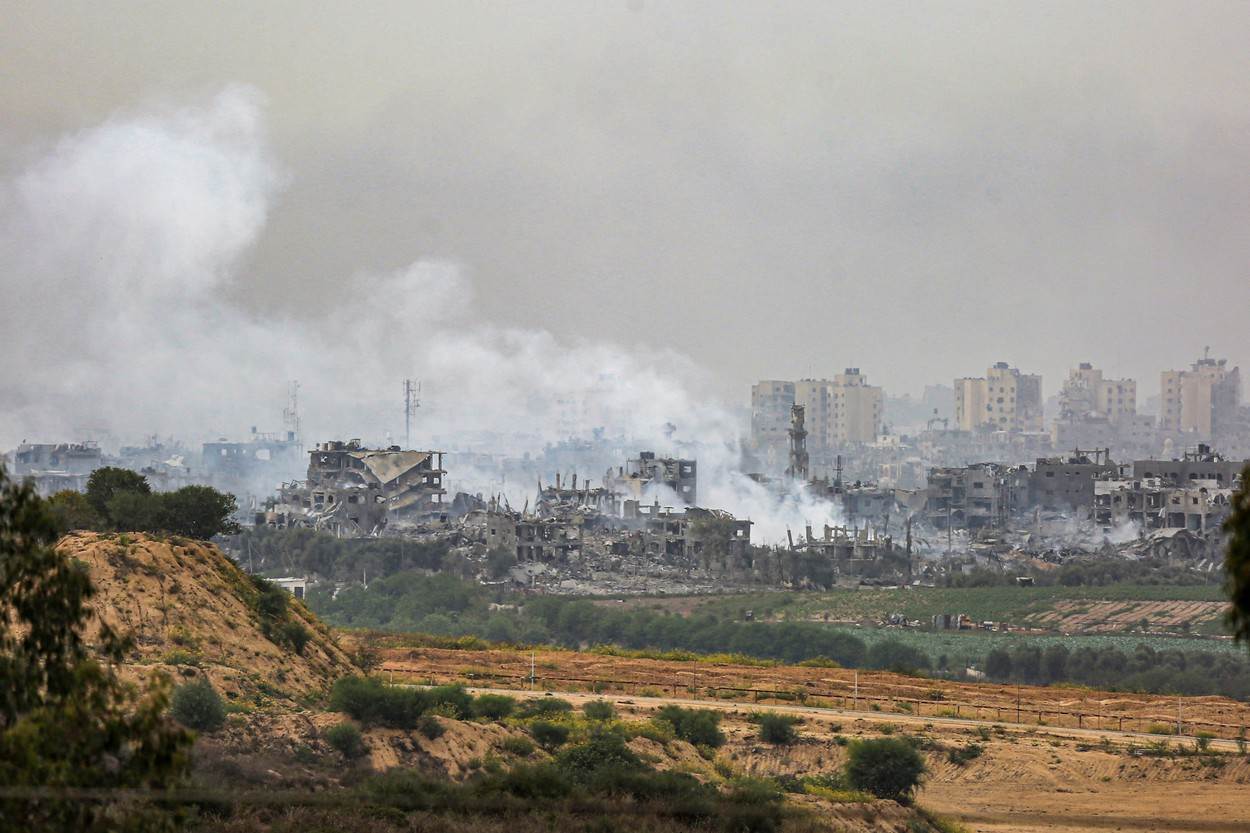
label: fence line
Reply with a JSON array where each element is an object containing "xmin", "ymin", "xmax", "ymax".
[{"xmin": 382, "ymin": 663, "xmax": 1249, "ymax": 742}]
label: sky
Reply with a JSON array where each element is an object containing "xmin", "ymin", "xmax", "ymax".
[{"xmin": 2, "ymin": 1, "xmax": 1248, "ymax": 442}]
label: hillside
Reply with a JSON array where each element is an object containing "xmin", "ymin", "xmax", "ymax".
[{"xmin": 60, "ymin": 532, "xmax": 356, "ymax": 704}]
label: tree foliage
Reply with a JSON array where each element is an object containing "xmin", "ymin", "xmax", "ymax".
[
  {"xmin": 1224, "ymin": 465, "xmax": 1250, "ymax": 647},
  {"xmin": 844, "ymin": 737, "xmax": 926, "ymax": 804},
  {"xmin": 0, "ymin": 467, "xmax": 191, "ymax": 831}
]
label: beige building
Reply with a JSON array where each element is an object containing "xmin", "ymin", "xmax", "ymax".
[
  {"xmin": 758, "ymin": 370, "xmax": 882, "ymax": 456},
  {"xmin": 955, "ymin": 363, "xmax": 1043, "ymax": 433},
  {"xmin": 832, "ymin": 368, "xmax": 883, "ymax": 444},
  {"xmin": 1160, "ymin": 356, "xmax": 1241, "ymax": 439},
  {"xmin": 1058, "ymin": 363, "xmax": 1136, "ymax": 422},
  {"xmin": 750, "ymin": 380, "xmax": 795, "ymax": 455}
]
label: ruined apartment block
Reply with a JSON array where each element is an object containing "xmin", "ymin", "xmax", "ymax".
[
  {"xmin": 270, "ymin": 440, "xmax": 446, "ymax": 535},
  {"xmin": 607, "ymin": 451, "xmax": 697, "ymax": 506}
]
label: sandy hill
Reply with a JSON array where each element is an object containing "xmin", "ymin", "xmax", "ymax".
[{"xmin": 60, "ymin": 532, "xmax": 356, "ymax": 705}]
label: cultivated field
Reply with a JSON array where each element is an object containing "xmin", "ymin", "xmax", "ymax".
[{"xmin": 372, "ymin": 643, "xmax": 1250, "ymax": 740}]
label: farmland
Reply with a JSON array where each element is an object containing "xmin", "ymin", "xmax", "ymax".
[{"xmin": 620, "ymin": 584, "xmax": 1232, "ymax": 637}]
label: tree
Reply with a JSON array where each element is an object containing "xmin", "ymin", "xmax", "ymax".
[
  {"xmin": 170, "ymin": 678, "xmax": 226, "ymax": 733},
  {"xmin": 158, "ymin": 485, "xmax": 240, "ymax": 539},
  {"xmin": 1225, "ymin": 465, "xmax": 1250, "ymax": 646},
  {"xmin": 985, "ymin": 648, "xmax": 1013, "ymax": 680},
  {"xmin": 0, "ymin": 467, "xmax": 191, "ymax": 831},
  {"xmin": 325, "ymin": 722, "xmax": 366, "ymax": 759},
  {"xmin": 85, "ymin": 466, "xmax": 151, "ymax": 518},
  {"xmin": 844, "ymin": 737, "xmax": 926, "ymax": 804},
  {"xmin": 45, "ymin": 490, "xmax": 103, "ymax": 532}
]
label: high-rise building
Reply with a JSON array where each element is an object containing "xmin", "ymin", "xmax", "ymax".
[
  {"xmin": 1160, "ymin": 355, "xmax": 1241, "ymax": 439},
  {"xmin": 754, "ymin": 371, "xmax": 882, "ymax": 458},
  {"xmin": 954, "ymin": 363, "xmax": 1043, "ymax": 433},
  {"xmin": 750, "ymin": 380, "xmax": 795, "ymax": 455},
  {"xmin": 832, "ymin": 368, "xmax": 883, "ymax": 444}
]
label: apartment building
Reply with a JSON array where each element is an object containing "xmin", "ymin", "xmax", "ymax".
[
  {"xmin": 1160, "ymin": 355, "xmax": 1241, "ymax": 439},
  {"xmin": 954, "ymin": 363, "xmax": 1043, "ymax": 433}
]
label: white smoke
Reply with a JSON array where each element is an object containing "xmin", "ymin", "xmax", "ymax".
[{"xmin": 0, "ymin": 87, "xmax": 842, "ymax": 543}]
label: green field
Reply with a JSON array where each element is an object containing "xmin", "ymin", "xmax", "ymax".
[
  {"xmin": 846, "ymin": 626, "xmax": 1242, "ymax": 672},
  {"xmin": 688, "ymin": 585, "xmax": 1229, "ymax": 635}
]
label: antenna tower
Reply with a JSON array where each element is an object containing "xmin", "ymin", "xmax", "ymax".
[{"xmin": 404, "ymin": 379, "xmax": 421, "ymax": 449}]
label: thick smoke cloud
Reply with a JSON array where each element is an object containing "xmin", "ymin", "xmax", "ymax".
[{"xmin": 0, "ymin": 88, "xmax": 838, "ymax": 543}]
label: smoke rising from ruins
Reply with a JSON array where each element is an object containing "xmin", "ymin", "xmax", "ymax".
[{"xmin": 0, "ymin": 87, "xmax": 837, "ymax": 541}]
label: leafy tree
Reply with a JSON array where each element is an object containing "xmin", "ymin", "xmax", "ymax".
[
  {"xmin": 105, "ymin": 490, "xmax": 163, "ymax": 534},
  {"xmin": 844, "ymin": 737, "xmax": 926, "ymax": 804},
  {"xmin": 985, "ymin": 648, "xmax": 1013, "ymax": 680},
  {"xmin": 1225, "ymin": 465, "xmax": 1250, "ymax": 646},
  {"xmin": 867, "ymin": 639, "xmax": 931, "ymax": 674},
  {"xmin": 85, "ymin": 466, "xmax": 151, "ymax": 518},
  {"xmin": 45, "ymin": 490, "xmax": 103, "ymax": 532},
  {"xmin": 157, "ymin": 485, "xmax": 240, "ymax": 539},
  {"xmin": 485, "ymin": 547, "xmax": 516, "ymax": 580},
  {"xmin": 170, "ymin": 678, "xmax": 226, "ymax": 733},
  {"xmin": 0, "ymin": 467, "xmax": 191, "ymax": 831}
]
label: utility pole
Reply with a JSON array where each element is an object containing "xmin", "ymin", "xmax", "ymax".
[
  {"xmin": 530, "ymin": 651, "xmax": 536, "ymax": 691},
  {"xmin": 403, "ymin": 379, "xmax": 421, "ymax": 449}
]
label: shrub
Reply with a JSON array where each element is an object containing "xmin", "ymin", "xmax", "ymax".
[
  {"xmin": 171, "ymin": 678, "xmax": 226, "ymax": 733},
  {"xmin": 417, "ymin": 715, "xmax": 445, "ymax": 740},
  {"xmin": 426, "ymin": 683, "xmax": 473, "ymax": 718},
  {"xmin": 556, "ymin": 731, "xmax": 643, "ymax": 781},
  {"xmin": 530, "ymin": 720, "xmax": 570, "ymax": 750},
  {"xmin": 946, "ymin": 743, "xmax": 984, "ymax": 766},
  {"xmin": 329, "ymin": 675, "xmax": 428, "ymax": 729},
  {"xmin": 758, "ymin": 712, "xmax": 800, "ymax": 745},
  {"xmin": 518, "ymin": 697, "xmax": 573, "ymax": 718},
  {"xmin": 845, "ymin": 737, "xmax": 926, "ymax": 804},
  {"xmin": 582, "ymin": 700, "xmax": 616, "ymax": 721},
  {"xmin": 654, "ymin": 706, "xmax": 725, "ymax": 748},
  {"xmin": 500, "ymin": 736, "xmax": 535, "ymax": 757},
  {"xmin": 326, "ymin": 722, "xmax": 366, "ymax": 759},
  {"xmin": 494, "ymin": 763, "xmax": 573, "ymax": 800},
  {"xmin": 279, "ymin": 620, "xmax": 311, "ymax": 655},
  {"xmin": 471, "ymin": 693, "xmax": 517, "ymax": 721}
]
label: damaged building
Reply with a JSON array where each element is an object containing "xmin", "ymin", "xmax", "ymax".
[
  {"xmin": 606, "ymin": 451, "xmax": 697, "ymax": 505},
  {"xmin": 267, "ymin": 440, "xmax": 447, "ymax": 535},
  {"xmin": 8, "ymin": 441, "xmax": 103, "ymax": 495}
]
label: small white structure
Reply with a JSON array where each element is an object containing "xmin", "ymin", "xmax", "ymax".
[{"xmin": 271, "ymin": 576, "xmax": 308, "ymax": 600}]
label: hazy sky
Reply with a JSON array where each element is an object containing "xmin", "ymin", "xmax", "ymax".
[{"xmin": 4, "ymin": 1, "xmax": 1248, "ymax": 406}]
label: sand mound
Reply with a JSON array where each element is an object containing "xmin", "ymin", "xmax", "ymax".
[{"xmin": 60, "ymin": 532, "xmax": 356, "ymax": 704}]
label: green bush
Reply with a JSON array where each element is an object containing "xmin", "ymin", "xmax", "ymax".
[
  {"xmin": 946, "ymin": 743, "xmax": 984, "ymax": 766},
  {"xmin": 426, "ymin": 683, "xmax": 473, "ymax": 718},
  {"xmin": 279, "ymin": 620, "xmax": 311, "ymax": 655},
  {"xmin": 555, "ymin": 731, "xmax": 643, "ymax": 781},
  {"xmin": 519, "ymin": 697, "xmax": 573, "ymax": 718},
  {"xmin": 500, "ymin": 736, "xmax": 535, "ymax": 757},
  {"xmin": 417, "ymin": 715, "xmax": 445, "ymax": 740},
  {"xmin": 845, "ymin": 737, "xmax": 926, "ymax": 804},
  {"xmin": 530, "ymin": 720, "xmax": 570, "ymax": 750},
  {"xmin": 326, "ymin": 722, "xmax": 366, "ymax": 759},
  {"xmin": 758, "ymin": 712, "xmax": 799, "ymax": 745},
  {"xmin": 329, "ymin": 675, "xmax": 429, "ymax": 729},
  {"xmin": 654, "ymin": 706, "xmax": 725, "ymax": 748},
  {"xmin": 582, "ymin": 699, "xmax": 616, "ymax": 721},
  {"xmin": 493, "ymin": 763, "xmax": 573, "ymax": 800},
  {"xmin": 471, "ymin": 693, "xmax": 517, "ymax": 720},
  {"xmin": 171, "ymin": 678, "xmax": 226, "ymax": 733}
]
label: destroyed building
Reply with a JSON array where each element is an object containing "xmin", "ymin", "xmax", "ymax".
[
  {"xmin": 202, "ymin": 429, "xmax": 304, "ymax": 490},
  {"xmin": 1029, "ymin": 449, "xmax": 1118, "ymax": 513},
  {"xmin": 8, "ymin": 441, "xmax": 103, "ymax": 495},
  {"xmin": 1093, "ymin": 475, "xmax": 1235, "ymax": 535},
  {"xmin": 606, "ymin": 451, "xmax": 697, "ymax": 505},
  {"xmin": 1132, "ymin": 444, "xmax": 1247, "ymax": 487},
  {"xmin": 268, "ymin": 440, "xmax": 446, "ymax": 535},
  {"xmin": 924, "ymin": 463, "xmax": 1030, "ymax": 530}
]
